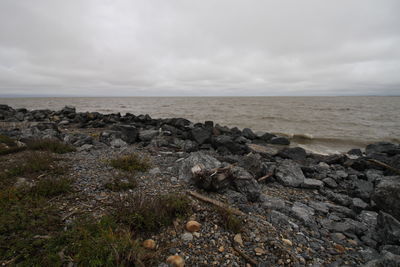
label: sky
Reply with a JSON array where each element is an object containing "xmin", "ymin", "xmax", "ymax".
[{"xmin": 0, "ymin": 0, "xmax": 399, "ymax": 97}]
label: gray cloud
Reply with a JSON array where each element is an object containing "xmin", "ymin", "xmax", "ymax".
[{"xmin": 0, "ymin": 0, "xmax": 399, "ymax": 96}]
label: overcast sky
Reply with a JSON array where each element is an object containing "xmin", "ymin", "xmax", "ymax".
[{"xmin": 0, "ymin": 0, "xmax": 399, "ymax": 96}]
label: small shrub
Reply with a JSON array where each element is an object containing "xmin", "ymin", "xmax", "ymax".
[
  {"xmin": 105, "ymin": 175, "xmax": 137, "ymax": 191},
  {"xmin": 113, "ymin": 194, "xmax": 192, "ymax": 234},
  {"xmin": 29, "ymin": 177, "xmax": 73, "ymax": 198},
  {"xmin": 0, "ymin": 134, "xmax": 16, "ymax": 147},
  {"xmin": 216, "ymin": 207, "xmax": 243, "ymax": 233},
  {"xmin": 110, "ymin": 153, "xmax": 151, "ymax": 173},
  {"xmin": 27, "ymin": 139, "xmax": 76, "ymax": 154},
  {"xmin": 0, "ymin": 135, "xmax": 26, "ymax": 155}
]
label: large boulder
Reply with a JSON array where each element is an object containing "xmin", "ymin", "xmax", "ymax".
[
  {"xmin": 230, "ymin": 166, "xmax": 261, "ymax": 202},
  {"xmin": 213, "ymin": 135, "xmax": 248, "ymax": 155},
  {"xmin": 138, "ymin": 129, "xmax": 159, "ymax": 142},
  {"xmin": 376, "ymin": 212, "xmax": 400, "ymax": 246},
  {"xmin": 362, "ymin": 252, "xmax": 400, "ymax": 267},
  {"xmin": 178, "ymin": 151, "xmax": 221, "ymax": 180},
  {"xmin": 242, "ymin": 128, "xmax": 257, "ymax": 140},
  {"xmin": 111, "ymin": 125, "xmax": 139, "ymax": 144},
  {"xmin": 366, "ymin": 142, "xmax": 400, "ymax": 156},
  {"xmin": 278, "ymin": 147, "xmax": 307, "ymax": 161},
  {"xmin": 191, "ymin": 127, "xmax": 211, "ymax": 145},
  {"xmin": 372, "ymin": 176, "xmax": 400, "ymax": 220},
  {"xmin": 275, "ymin": 160, "xmax": 305, "ymax": 187}
]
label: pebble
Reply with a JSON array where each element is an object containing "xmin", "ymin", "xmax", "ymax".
[
  {"xmin": 254, "ymin": 247, "xmax": 266, "ymax": 255},
  {"xmin": 282, "ymin": 238, "xmax": 293, "ymax": 246},
  {"xmin": 166, "ymin": 255, "xmax": 185, "ymax": 267},
  {"xmin": 181, "ymin": 232, "xmax": 193, "ymax": 242},
  {"xmin": 234, "ymin": 234, "xmax": 244, "ymax": 247},
  {"xmin": 218, "ymin": 246, "xmax": 225, "ymax": 253},
  {"xmin": 186, "ymin": 221, "xmax": 201, "ymax": 232},
  {"xmin": 143, "ymin": 239, "xmax": 156, "ymax": 250}
]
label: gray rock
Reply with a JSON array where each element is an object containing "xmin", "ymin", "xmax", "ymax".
[
  {"xmin": 278, "ymin": 147, "xmax": 307, "ymax": 161},
  {"xmin": 178, "ymin": 151, "xmax": 221, "ymax": 180},
  {"xmin": 173, "ymin": 138, "xmax": 198, "ymax": 152},
  {"xmin": 309, "ymin": 201, "xmax": 329, "ymax": 214},
  {"xmin": 357, "ymin": 211, "xmax": 378, "ymax": 229},
  {"xmin": 373, "ymin": 176, "xmax": 400, "ymax": 221},
  {"xmin": 366, "ymin": 142, "xmax": 399, "ymax": 155},
  {"xmin": 362, "ymin": 251, "xmax": 400, "ymax": 267},
  {"xmin": 231, "ymin": 166, "xmax": 261, "ymax": 202},
  {"xmin": 260, "ymin": 195, "xmax": 286, "ymax": 211},
  {"xmin": 77, "ymin": 144, "xmax": 93, "ymax": 151},
  {"xmin": 269, "ymin": 136, "xmax": 290, "ymax": 145},
  {"xmin": 110, "ymin": 138, "xmax": 127, "ymax": 148},
  {"xmin": 138, "ymin": 129, "xmax": 159, "ymax": 142},
  {"xmin": 325, "ymin": 191, "xmax": 352, "ymax": 207},
  {"xmin": 351, "ymin": 198, "xmax": 369, "ymax": 213},
  {"xmin": 291, "ymin": 202, "xmax": 315, "ymax": 225},
  {"xmin": 181, "ymin": 232, "xmax": 193, "ymax": 241},
  {"xmin": 111, "ymin": 125, "xmax": 139, "ymax": 144},
  {"xmin": 242, "ymin": 128, "xmax": 257, "ymax": 140},
  {"xmin": 353, "ymin": 178, "xmax": 374, "ymax": 200},
  {"xmin": 302, "ymin": 178, "xmax": 324, "ymax": 189},
  {"xmin": 366, "ymin": 169, "xmax": 384, "ymax": 183},
  {"xmin": 275, "ymin": 160, "xmax": 305, "ymax": 187},
  {"xmin": 381, "ymin": 245, "xmax": 400, "ymax": 255},
  {"xmin": 238, "ymin": 153, "xmax": 266, "ymax": 178},
  {"xmin": 376, "ymin": 212, "xmax": 400, "ymax": 245},
  {"xmin": 191, "ymin": 127, "xmax": 211, "ymax": 145},
  {"xmin": 323, "ymin": 177, "xmax": 338, "ymax": 188},
  {"xmin": 267, "ymin": 210, "xmax": 292, "ymax": 228}
]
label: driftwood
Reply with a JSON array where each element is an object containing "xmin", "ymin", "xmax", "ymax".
[
  {"xmin": 257, "ymin": 172, "xmax": 273, "ymax": 182},
  {"xmin": 367, "ymin": 159, "xmax": 400, "ymax": 175},
  {"xmin": 233, "ymin": 246, "xmax": 259, "ymax": 266},
  {"xmin": 187, "ymin": 191, "xmax": 246, "ymax": 216},
  {"xmin": 191, "ymin": 164, "xmax": 235, "ymax": 192}
]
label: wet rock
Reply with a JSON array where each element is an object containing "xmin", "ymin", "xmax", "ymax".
[
  {"xmin": 302, "ymin": 178, "xmax": 324, "ymax": 189},
  {"xmin": 242, "ymin": 128, "xmax": 257, "ymax": 140},
  {"xmin": 213, "ymin": 135, "xmax": 248, "ymax": 155},
  {"xmin": 238, "ymin": 153, "xmax": 266, "ymax": 178},
  {"xmin": 366, "ymin": 142, "xmax": 399, "ymax": 156},
  {"xmin": 348, "ymin": 148, "xmax": 363, "ymax": 157},
  {"xmin": 278, "ymin": 147, "xmax": 307, "ymax": 161},
  {"xmin": 138, "ymin": 129, "xmax": 159, "ymax": 142},
  {"xmin": 275, "ymin": 160, "xmax": 305, "ymax": 187},
  {"xmin": 178, "ymin": 151, "xmax": 221, "ymax": 180},
  {"xmin": 259, "ymin": 132, "xmax": 276, "ymax": 142},
  {"xmin": 269, "ymin": 136, "xmax": 290, "ymax": 145},
  {"xmin": 372, "ymin": 176, "xmax": 400, "ymax": 220},
  {"xmin": 376, "ymin": 212, "xmax": 400, "ymax": 245},
  {"xmin": 61, "ymin": 106, "xmax": 76, "ymax": 114},
  {"xmin": 323, "ymin": 177, "xmax": 338, "ymax": 188},
  {"xmin": 191, "ymin": 127, "xmax": 211, "ymax": 145}
]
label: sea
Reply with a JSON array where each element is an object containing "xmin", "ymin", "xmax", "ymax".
[{"xmin": 1, "ymin": 96, "xmax": 399, "ymax": 154}]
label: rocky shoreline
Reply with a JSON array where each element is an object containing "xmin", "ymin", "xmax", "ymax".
[{"xmin": 1, "ymin": 104, "xmax": 400, "ymax": 266}]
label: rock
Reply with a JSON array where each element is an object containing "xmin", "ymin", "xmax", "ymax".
[
  {"xmin": 234, "ymin": 233, "xmax": 244, "ymax": 247},
  {"xmin": 351, "ymin": 198, "xmax": 368, "ymax": 213},
  {"xmin": 348, "ymin": 148, "xmax": 363, "ymax": 157},
  {"xmin": 138, "ymin": 129, "xmax": 159, "ymax": 142},
  {"xmin": 376, "ymin": 212, "xmax": 400, "ymax": 245},
  {"xmin": 269, "ymin": 136, "xmax": 290, "ymax": 145},
  {"xmin": 218, "ymin": 246, "xmax": 225, "ymax": 253},
  {"xmin": 282, "ymin": 238, "xmax": 293, "ymax": 246},
  {"xmin": 357, "ymin": 211, "xmax": 378, "ymax": 229},
  {"xmin": 323, "ymin": 177, "xmax": 338, "ymax": 188},
  {"xmin": 181, "ymin": 232, "xmax": 193, "ymax": 242},
  {"xmin": 186, "ymin": 221, "xmax": 201, "ymax": 232},
  {"xmin": 366, "ymin": 142, "xmax": 399, "ymax": 156},
  {"xmin": 325, "ymin": 191, "xmax": 352, "ymax": 207},
  {"xmin": 254, "ymin": 247, "xmax": 266, "ymax": 255},
  {"xmin": 291, "ymin": 202, "xmax": 315, "ymax": 225},
  {"xmin": 111, "ymin": 125, "xmax": 139, "ymax": 144},
  {"xmin": 381, "ymin": 245, "xmax": 400, "ymax": 255},
  {"xmin": 372, "ymin": 176, "xmax": 400, "ymax": 221},
  {"xmin": 77, "ymin": 144, "xmax": 93, "ymax": 151},
  {"xmin": 178, "ymin": 151, "xmax": 221, "ymax": 180},
  {"xmin": 309, "ymin": 201, "xmax": 329, "ymax": 214},
  {"xmin": 149, "ymin": 167, "xmax": 161, "ymax": 175},
  {"xmin": 259, "ymin": 132, "xmax": 276, "ymax": 142},
  {"xmin": 302, "ymin": 178, "xmax": 324, "ymax": 189},
  {"xmin": 213, "ymin": 135, "xmax": 248, "ymax": 155},
  {"xmin": 143, "ymin": 239, "xmax": 156, "ymax": 250},
  {"xmin": 242, "ymin": 128, "xmax": 257, "ymax": 140},
  {"xmin": 166, "ymin": 255, "xmax": 185, "ymax": 267},
  {"xmin": 353, "ymin": 178, "xmax": 374, "ymax": 200},
  {"xmin": 275, "ymin": 160, "xmax": 305, "ymax": 187},
  {"xmin": 278, "ymin": 147, "xmax": 307, "ymax": 161},
  {"xmin": 231, "ymin": 166, "xmax": 261, "ymax": 202},
  {"xmin": 61, "ymin": 106, "xmax": 76, "ymax": 114},
  {"xmin": 238, "ymin": 153, "xmax": 266, "ymax": 178},
  {"xmin": 247, "ymin": 143, "xmax": 279, "ymax": 156},
  {"xmin": 191, "ymin": 127, "xmax": 211, "ymax": 145},
  {"xmin": 110, "ymin": 138, "xmax": 127, "ymax": 148},
  {"xmin": 261, "ymin": 196, "xmax": 286, "ymax": 211},
  {"xmin": 362, "ymin": 251, "xmax": 400, "ymax": 267}
]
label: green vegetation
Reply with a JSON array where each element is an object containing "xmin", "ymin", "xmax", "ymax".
[
  {"xmin": 216, "ymin": 207, "xmax": 243, "ymax": 233},
  {"xmin": 0, "ymin": 135, "xmax": 75, "ymax": 155},
  {"xmin": 113, "ymin": 194, "xmax": 192, "ymax": 234},
  {"xmin": 27, "ymin": 139, "xmax": 76, "ymax": 154},
  {"xmin": 110, "ymin": 153, "xmax": 151, "ymax": 173},
  {"xmin": 105, "ymin": 174, "xmax": 137, "ymax": 191}
]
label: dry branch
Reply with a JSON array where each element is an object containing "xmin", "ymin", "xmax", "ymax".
[
  {"xmin": 367, "ymin": 159, "xmax": 400, "ymax": 175},
  {"xmin": 187, "ymin": 191, "xmax": 246, "ymax": 216}
]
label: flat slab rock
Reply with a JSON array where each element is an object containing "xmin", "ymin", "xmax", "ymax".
[{"xmin": 275, "ymin": 159, "xmax": 305, "ymax": 187}]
